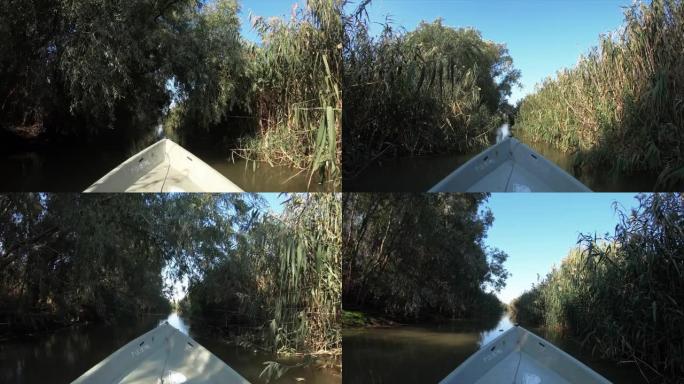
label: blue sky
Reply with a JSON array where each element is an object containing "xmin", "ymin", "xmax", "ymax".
[
  {"xmin": 261, "ymin": 192, "xmax": 288, "ymax": 214},
  {"xmin": 350, "ymin": 0, "xmax": 636, "ymax": 103},
  {"xmin": 238, "ymin": 1, "xmax": 305, "ymax": 43},
  {"xmin": 239, "ymin": 0, "xmax": 636, "ymax": 102},
  {"xmin": 484, "ymin": 193, "xmax": 641, "ymax": 303}
]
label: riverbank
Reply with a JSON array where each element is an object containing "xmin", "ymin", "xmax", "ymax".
[
  {"xmin": 510, "ymin": 194, "xmax": 684, "ymax": 382},
  {"xmin": 0, "ymin": 312, "xmax": 341, "ymax": 384},
  {"xmin": 341, "ymin": 310, "xmax": 405, "ymax": 328},
  {"xmin": 516, "ymin": 0, "xmax": 684, "ymax": 191},
  {"xmin": 341, "ymin": 308, "xmax": 504, "ymax": 331},
  {"xmin": 343, "ymin": 313, "xmax": 646, "ymax": 383}
]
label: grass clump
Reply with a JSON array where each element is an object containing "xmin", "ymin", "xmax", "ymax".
[
  {"xmin": 341, "ymin": 310, "xmax": 370, "ymax": 327},
  {"xmin": 517, "ymin": 0, "xmax": 684, "ymax": 189},
  {"xmin": 233, "ymin": 0, "xmax": 342, "ymax": 187},
  {"xmin": 183, "ymin": 193, "xmax": 341, "ymax": 356},
  {"xmin": 510, "ymin": 193, "xmax": 684, "ymax": 381}
]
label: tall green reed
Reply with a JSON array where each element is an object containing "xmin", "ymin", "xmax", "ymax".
[
  {"xmin": 343, "ymin": 7, "xmax": 520, "ymax": 175},
  {"xmin": 234, "ymin": 0, "xmax": 342, "ymax": 187},
  {"xmin": 517, "ymin": 0, "xmax": 684, "ymax": 189},
  {"xmin": 511, "ymin": 194, "xmax": 684, "ymax": 381}
]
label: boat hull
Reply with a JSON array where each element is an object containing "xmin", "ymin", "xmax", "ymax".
[
  {"xmin": 429, "ymin": 138, "xmax": 591, "ymax": 192},
  {"xmin": 72, "ymin": 323, "xmax": 250, "ymax": 384},
  {"xmin": 439, "ymin": 326, "xmax": 611, "ymax": 384},
  {"xmin": 85, "ymin": 139, "xmax": 243, "ymax": 192}
]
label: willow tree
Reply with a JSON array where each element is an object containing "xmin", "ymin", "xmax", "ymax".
[
  {"xmin": 343, "ymin": 193, "xmax": 509, "ymax": 320},
  {"xmin": 0, "ymin": 193, "xmax": 261, "ymax": 332},
  {"xmin": 0, "ymin": 0, "xmax": 244, "ymax": 142}
]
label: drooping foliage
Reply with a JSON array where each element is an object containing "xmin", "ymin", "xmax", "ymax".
[
  {"xmin": 510, "ymin": 193, "xmax": 684, "ymax": 382},
  {"xmin": 0, "ymin": 0, "xmax": 342, "ymax": 187},
  {"xmin": 516, "ymin": 0, "xmax": 684, "ymax": 190},
  {"xmin": 343, "ymin": 2, "xmax": 520, "ymax": 176},
  {"xmin": 0, "ymin": 193, "xmax": 256, "ymax": 333},
  {"xmin": 0, "ymin": 193, "xmax": 342, "ymax": 356},
  {"xmin": 342, "ymin": 193, "xmax": 509, "ymax": 320},
  {"xmin": 0, "ymin": 0, "xmax": 242, "ymax": 143},
  {"xmin": 182, "ymin": 193, "xmax": 341, "ymax": 356}
]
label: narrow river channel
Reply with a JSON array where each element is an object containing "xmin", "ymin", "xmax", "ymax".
[
  {"xmin": 343, "ymin": 314, "xmax": 647, "ymax": 383},
  {"xmin": 0, "ymin": 312, "xmax": 340, "ymax": 384},
  {"xmin": 0, "ymin": 142, "xmax": 334, "ymax": 192},
  {"xmin": 345, "ymin": 136, "xmax": 659, "ymax": 192}
]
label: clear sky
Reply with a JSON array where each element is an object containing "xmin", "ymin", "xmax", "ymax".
[
  {"xmin": 483, "ymin": 193, "xmax": 641, "ymax": 304},
  {"xmin": 351, "ymin": 0, "xmax": 637, "ymax": 103},
  {"xmin": 238, "ymin": 0, "xmax": 305, "ymax": 43}
]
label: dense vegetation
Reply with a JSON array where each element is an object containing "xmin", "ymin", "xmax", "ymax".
[
  {"xmin": 0, "ymin": 194, "xmax": 177, "ymax": 333},
  {"xmin": 517, "ymin": 0, "xmax": 684, "ymax": 190},
  {"xmin": 0, "ymin": 0, "xmax": 341, "ymax": 186},
  {"xmin": 180, "ymin": 194, "xmax": 341, "ymax": 356},
  {"xmin": 0, "ymin": 193, "xmax": 341, "ymax": 357},
  {"xmin": 342, "ymin": 193, "xmax": 509, "ymax": 321},
  {"xmin": 510, "ymin": 194, "xmax": 684, "ymax": 382},
  {"xmin": 343, "ymin": 2, "xmax": 520, "ymax": 177}
]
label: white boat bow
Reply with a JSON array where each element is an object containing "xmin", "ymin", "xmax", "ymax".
[
  {"xmin": 85, "ymin": 139, "xmax": 243, "ymax": 192},
  {"xmin": 439, "ymin": 325, "xmax": 611, "ymax": 384},
  {"xmin": 429, "ymin": 138, "xmax": 591, "ymax": 192},
  {"xmin": 72, "ymin": 323, "xmax": 250, "ymax": 384}
]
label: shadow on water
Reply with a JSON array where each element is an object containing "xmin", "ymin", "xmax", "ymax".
[
  {"xmin": 342, "ymin": 314, "xmax": 647, "ymax": 384},
  {"xmin": 344, "ymin": 136, "xmax": 660, "ymax": 192},
  {"xmin": 0, "ymin": 141, "xmax": 335, "ymax": 192},
  {"xmin": 0, "ymin": 313, "xmax": 339, "ymax": 384},
  {"xmin": 344, "ymin": 152, "xmax": 479, "ymax": 192},
  {"xmin": 204, "ymin": 156, "xmax": 334, "ymax": 192}
]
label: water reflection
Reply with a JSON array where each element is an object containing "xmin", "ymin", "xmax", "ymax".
[
  {"xmin": 345, "ymin": 136, "xmax": 661, "ymax": 192},
  {"xmin": 0, "ymin": 312, "xmax": 339, "ymax": 384},
  {"xmin": 343, "ymin": 314, "xmax": 646, "ymax": 384},
  {"xmin": 477, "ymin": 315, "xmax": 513, "ymax": 347},
  {"xmin": 0, "ymin": 145, "xmax": 335, "ymax": 192},
  {"xmin": 162, "ymin": 312, "xmax": 189, "ymax": 335},
  {"xmin": 205, "ymin": 157, "xmax": 335, "ymax": 192}
]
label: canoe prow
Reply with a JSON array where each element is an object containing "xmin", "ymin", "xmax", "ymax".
[
  {"xmin": 72, "ymin": 323, "xmax": 250, "ymax": 384},
  {"xmin": 439, "ymin": 326, "xmax": 611, "ymax": 384},
  {"xmin": 429, "ymin": 138, "xmax": 591, "ymax": 192},
  {"xmin": 85, "ymin": 139, "xmax": 243, "ymax": 192}
]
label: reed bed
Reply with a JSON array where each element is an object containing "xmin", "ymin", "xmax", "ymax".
[
  {"xmin": 517, "ymin": 0, "xmax": 684, "ymax": 189},
  {"xmin": 262, "ymin": 193, "xmax": 341, "ymax": 355},
  {"xmin": 511, "ymin": 194, "xmax": 684, "ymax": 381},
  {"xmin": 184, "ymin": 193, "xmax": 342, "ymax": 356},
  {"xmin": 234, "ymin": 0, "xmax": 342, "ymax": 187},
  {"xmin": 343, "ymin": 5, "xmax": 519, "ymax": 175}
]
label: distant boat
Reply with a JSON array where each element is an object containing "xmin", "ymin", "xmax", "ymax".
[
  {"xmin": 439, "ymin": 326, "xmax": 610, "ymax": 384},
  {"xmin": 72, "ymin": 323, "xmax": 250, "ymax": 384},
  {"xmin": 85, "ymin": 139, "xmax": 243, "ymax": 192},
  {"xmin": 429, "ymin": 137, "xmax": 591, "ymax": 192}
]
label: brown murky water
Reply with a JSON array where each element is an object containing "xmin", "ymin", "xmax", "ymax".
[
  {"xmin": 0, "ymin": 144, "xmax": 335, "ymax": 192},
  {"xmin": 0, "ymin": 312, "xmax": 340, "ymax": 384},
  {"xmin": 345, "ymin": 137, "xmax": 660, "ymax": 192},
  {"xmin": 342, "ymin": 314, "xmax": 647, "ymax": 384}
]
